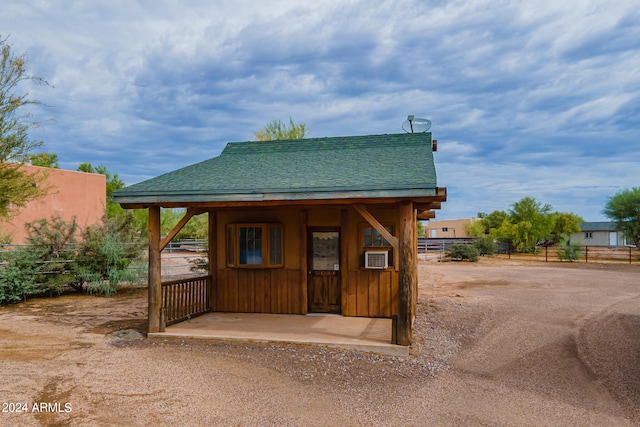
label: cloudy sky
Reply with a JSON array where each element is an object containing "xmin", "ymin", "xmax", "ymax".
[{"xmin": 2, "ymin": 1, "xmax": 638, "ymax": 220}]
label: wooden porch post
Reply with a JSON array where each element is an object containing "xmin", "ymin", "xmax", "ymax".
[
  {"xmin": 300, "ymin": 209, "xmax": 308, "ymax": 314},
  {"xmin": 208, "ymin": 211, "xmax": 217, "ymax": 310},
  {"xmin": 148, "ymin": 206, "xmax": 162, "ymax": 333},
  {"xmin": 397, "ymin": 201, "xmax": 416, "ymax": 345},
  {"xmin": 340, "ymin": 208, "xmax": 349, "ymax": 315},
  {"xmin": 413, "ymin": 207, "xmax": 418, "ymax": 323}
]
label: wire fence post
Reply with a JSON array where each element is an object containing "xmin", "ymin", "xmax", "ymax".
[{"xmin": 585, "ymin": 246, "xmax": 588, "ymax": 263}]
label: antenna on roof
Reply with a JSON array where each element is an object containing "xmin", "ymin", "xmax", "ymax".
[{"xmin": 402, "ymin": 115, "xmax": 431, "ymax": 133}]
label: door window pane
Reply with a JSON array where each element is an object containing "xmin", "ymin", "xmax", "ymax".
[{"xmin": 312, "ymin": 231, "xmax": 339, "ymax": 271}]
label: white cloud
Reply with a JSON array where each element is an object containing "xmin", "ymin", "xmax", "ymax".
[{"xmin": 1, "ymin": 0, "xmax": 638, "ymax": 221}]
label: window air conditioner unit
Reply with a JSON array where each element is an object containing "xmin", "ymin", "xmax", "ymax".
[{"xmin": 365, "ymin": 251, "xmax": 388, "ymax": 269}]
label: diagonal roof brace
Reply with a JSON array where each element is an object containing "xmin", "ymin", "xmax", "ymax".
[
  {"xmin": 353, "ymin": 204, "xmax": 399, "ymax": 251},
  {"xmin": 159, "ymin": 208, "xmax": 206, "ymax": 251}
]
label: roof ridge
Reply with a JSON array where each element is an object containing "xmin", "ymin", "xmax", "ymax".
[{"xmin": 222, "ymin": 132, "xmax": 431, "ymax": 155}]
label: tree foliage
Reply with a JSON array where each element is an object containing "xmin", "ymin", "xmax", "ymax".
[
  {"xmin": 603, "ymin": 187, "xmax": 640, "ymax": 249},
  {"xmin": 549, "ymin": 212, "xmax": 583, "ymax": 244},
  {"xmin": 477, "ymin": 211, "xmax": 508, "ymax": 235},
  {"xmin": 254, "ymin": 117, "xmax": 307, "ymax": 141},
  {"xmin": 477, "ymin": 197, "xmax": 582, "ymax": 253},
  {"xmin": 0, "ymin": 37, "xmax": 50, "ymax": 220},
  {"xmin": 29, "ymin": 152, "xmax": 59, "ymax": 168},
  {"xmin": 463, "ymin": 219, "xmax": 485, "ymax": 237},
  {"xmin": 508, "ymin": 197, "xmax": 552, "ymax": 252}
]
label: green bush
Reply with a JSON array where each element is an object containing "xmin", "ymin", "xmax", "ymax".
[
  {"xmin": 447, "ymin": 243, "xmax": 480, "ymax": 262},
  {"xmin": 24, "ymin": 215, "xmax": 79, "ymax": 294},
  {"xmin": 0, "ymin": 249, "xmax": 40, "ymax": 303},
  {"xmin": 1, "ymin": 213, "xmax": 146, "ymax": 303},
  {"xmin": 557, "ymin": 241, "xmax": 583, "ymax": 262},
  {"xmin": 76, "ymin": 215, "xmax": 146, "ymax": 296},
  {"xmin": 473, "ymin": 236, "xmax": 496, "ymax": 256}
]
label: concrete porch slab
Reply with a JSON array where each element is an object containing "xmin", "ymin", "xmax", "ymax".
[{"xmin": 147, "ymin": 312, "xmax": 408, "ymax": 356}]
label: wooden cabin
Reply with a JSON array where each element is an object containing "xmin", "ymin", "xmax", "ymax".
[{"xmin": 113, "ymin": 132, "xmax": 446, "ymax": 345}]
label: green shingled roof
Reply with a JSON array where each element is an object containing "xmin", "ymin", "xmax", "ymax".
[{"xmin": 113, "ymin": 133, "xmax": 439, "ymax": 205}]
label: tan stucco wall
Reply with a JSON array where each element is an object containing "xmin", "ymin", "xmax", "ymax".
[
  {"xmin": 0, "ymin": 165, "xmax": 106, "ymax": 244},
  {"xmin": 425, "ymin": 218, "xmax": 479, "ymax": 238}
]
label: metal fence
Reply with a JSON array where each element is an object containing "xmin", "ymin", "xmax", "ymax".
[
  {"xmin": 418, "ymin": 238, "xmax": 478, "ymax": 261},
  {"xmin": 0, "ymin": 239, "xmax": 208, "ymax": 283},
  {"xmin": 418, "ymin": 238, "xmax": 478, "ymax": 254},
  {"xmin": 163, "ymin": 239, "xmax": 207, "ymax": 253},
  {"xmin": 0, "ymin": 243, "xmax": 80, "ymax": 274},
  {"xmin": 418, "ymin": 238, "xmax": 640, "ymax": 264},
  {"xmin": 502, "ymin": 244, "xmax": 640, "ymax": 264}
]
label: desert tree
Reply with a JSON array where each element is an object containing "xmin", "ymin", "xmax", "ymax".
[
  {"xmin": 29, "ymin": 152, "xmax": 59, "ymax": 168},
  {"xmin": 549, "ymin": 212, "xmax": 583, "ymax": 244},
  {"xmin": 254, "ymin": 116, "xmax": 307, "ymax": 141},
  {"xmin": 603, "ymin": 187, "xmax": 640, "ymax": 249},
  {"xmin": 508, "ymin": 197, "xmax": 553, "ymax": 252},
  {"xmin": 0, "ymin": 37, "xmax": 51, "ymax": 220}
]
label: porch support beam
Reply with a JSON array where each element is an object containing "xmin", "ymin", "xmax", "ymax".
[
  {"xmin": 159, "ymin": 208, "xmax": 205, "ymax": 251},
  {"xmin": 353, "ymin": 203, "xmax": 399, "ymax": 251},
  {"xmin": 397, "ymin": 201, "xmax": 416, "ymax": 346},
  {"xmin": 340, "ymin": 208, "xmax": 349, "ymax": 315},
  {"xmin": 148, "ymin": 206, "xmax": 162, "ymax": 333},
  {"xmin": 208, "ymin": 211, "xmax": 216, "ymax": 310},
  {"xmin": 300, "ymin": 209, "xmax": 308, "ymax": 314},
  {"xmin": 414, "ymin": 202, "xmax": 441, "ymax": 211},
  {"xmin": 417, "ymin": 210, "xmax": 436, "ymax": 220}
]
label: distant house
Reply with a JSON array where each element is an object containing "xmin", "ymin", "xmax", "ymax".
[
  {"xmin": 0, "ymin": 164, "xmax": 106, "ymax": 244},
  {"xmin": 114, "ymin": 132, "xmax": 446, "ymax": 345},
  {"xmin": 570, "ymin": 222, "xmax": 626, "ymax": 247},
  {"xmin": 425, "ymin": 218, "xmax": 479, "ymax": 238}
]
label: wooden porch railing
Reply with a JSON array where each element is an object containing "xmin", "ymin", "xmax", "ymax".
[{"xmin": 161, "ymin": 275, "xmax": 211, "ymax": 327}]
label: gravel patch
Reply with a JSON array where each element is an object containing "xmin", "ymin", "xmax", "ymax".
[{"xmin": 1, "ymin": 259, "xmax": 639, "ymax": 425}]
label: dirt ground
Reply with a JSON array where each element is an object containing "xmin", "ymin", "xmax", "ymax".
[{"xmin": 1, "ymin": 258, "xmax": 639, "ymax": 426}]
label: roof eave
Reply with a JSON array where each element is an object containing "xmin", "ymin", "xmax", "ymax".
[{"xmin": 115, "ymin": 187, "xmax": 442, "ymax": 207}]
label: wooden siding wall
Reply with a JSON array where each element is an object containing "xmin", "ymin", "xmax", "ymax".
[
  {"xmin": 213, "ymin": 269, "xmax": 304, "ymax": 314},
  {"xmin": 343, "ymin": 207, "xmax": 399, "ymax": 318},
  {"xmin": 344, "ymin": 270, "xmax": 398, "ymax": 317},
  {"xmin": 213, "ymin": 205, "xmax": 402, "ymax": 318}
]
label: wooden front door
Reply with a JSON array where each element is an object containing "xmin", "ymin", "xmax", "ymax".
[{"xmin": 308, "ymin": 229, "xmax": 341, "ymax": 313}]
